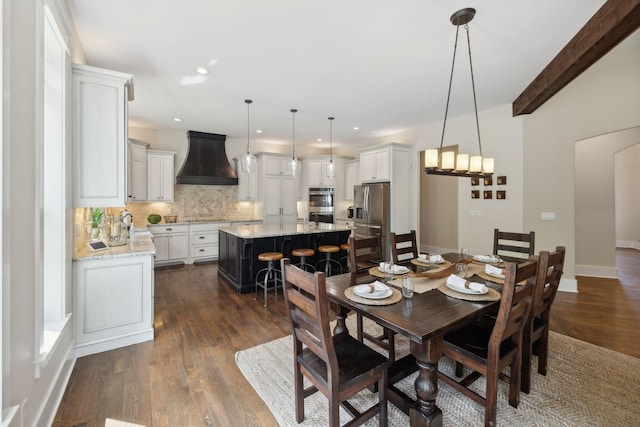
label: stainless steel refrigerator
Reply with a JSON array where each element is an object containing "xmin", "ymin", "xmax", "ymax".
[{"xmin": 353, "ymin": 182, "xmax": 390, "ymax": 261}]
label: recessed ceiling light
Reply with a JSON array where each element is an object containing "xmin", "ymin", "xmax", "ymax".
[
  {"xmin": 173, "ymin": 117, "xmax": 182, "ymax": 122},
  {"xmin": 317, "ymin": 138, "xmax": 323, "ymax": 142},
  {"xmin": 256, "ymin": 129, "xmax": 262, "ymax": 133},
  {"xmin": 196, "ymin": 67, "xmax": 208, "ymax": 75},
  {"xmin": 353, "ymin": 126, "xmax": 360, "ymax": 130}
]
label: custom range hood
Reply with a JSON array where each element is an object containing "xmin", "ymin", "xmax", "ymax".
[{"xmin": 176, "ymin": 131, "xmax": 238, "ymax": 185}]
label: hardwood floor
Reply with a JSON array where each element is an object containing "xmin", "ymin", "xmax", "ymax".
[{"xmin": 53, "ymin": 249, "xmax": 640, "ymax": 427}]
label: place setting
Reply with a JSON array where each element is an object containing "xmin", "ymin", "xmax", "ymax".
[
  {"xmin": 437, "ymin": 264, "xmax": 501, "ymax": 301},
  {"xmin": 344, "ymin": 280, "xmax": 403, "ymax": 305}
]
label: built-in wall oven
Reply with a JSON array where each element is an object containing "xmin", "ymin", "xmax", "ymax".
[{"xmin": 308, "ymin": 187, "xmax": 334, "ymax": 223}]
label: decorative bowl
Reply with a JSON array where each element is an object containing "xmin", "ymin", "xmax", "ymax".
[{"xmin": 164, "ymin": 215, "xmax": 178, "ymax": 223}]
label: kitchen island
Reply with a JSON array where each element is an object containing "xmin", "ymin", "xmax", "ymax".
[{"xmin": 218, "ymin": 223, "xmax": 352, "ymax": 294}]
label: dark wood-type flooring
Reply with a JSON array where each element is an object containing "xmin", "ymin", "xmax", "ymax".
[{"xmin": 53, "ymin": 249, "xmax": 640, "ymax": 427}]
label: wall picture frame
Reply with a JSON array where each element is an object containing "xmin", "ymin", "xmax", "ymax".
[
  {"xmin": 483, "ymin": 177, "xmax": 493, "ymax": 186},
  {"xmin": 497, "ymin": 190, "xmax": 506, "ymax": 199},
  {"xmin": 470, "ymin": 177, "xmax": 480, "ymax": 186},
  {"xmin": 471, "ymin": 190, "xmax": 480, "ymax": 199},
  {"xmin": 497, "ymin": 176, "xmax": 507, "ymax": 185},
  {"xmin": 483, "ymin": 190, "xmax": 493, "ymax": 199}
]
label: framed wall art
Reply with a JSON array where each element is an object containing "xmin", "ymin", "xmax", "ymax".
[
  {"xmin": 496, "ymin": 190, "xmax": 506, "ymax": 199},
  {"xmin": 483, "ymin": 177, "xmax": 493, "ymax": 186},
  {"xmin": 483, "ymin": 190, "xmax": 493, "ymax": 199},
  {"xmin": 471, "ymin": 190, "xmax": 480, "ymax": 199},
  {"xmin": 497, "ymin": 176, "xmax": 507, "ymax": 185}
]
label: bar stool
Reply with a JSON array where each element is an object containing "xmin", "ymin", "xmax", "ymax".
[
  {"xmin": 316, "ymin": 245, "xmax": 342, "ymax": 276},
  {"xmin": 292, "ymin": 248, "xmax": 316, "ymax": 273},
  {"xmin": 339, "ymin": 242, "xmax": 350, "ymax": 272},
  {"xmin": 255, "ymin": 251, "xmax": 283, "ymax": 307}
]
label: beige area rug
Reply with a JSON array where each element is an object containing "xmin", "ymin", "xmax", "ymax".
[{"xmin": 235, "ymin": 316, "xmax": 640, "ymax": 426}]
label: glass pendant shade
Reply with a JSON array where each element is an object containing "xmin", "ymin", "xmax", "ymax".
[
  {"xmin": 456, "ymin": 153, "xmax": 469, "ymax": 171},
  {"xmin": 425, "ymin": 149, "xmax": 439, "ymax": 168},
  {"xmin": 288, "ymin": 158, "xmax": 301, "ymax": 176},
  {"xmin": 482, "ymin": 157, "xmax": 494, "ymax": 174},
  {"xmin": 241, "ymin": 152, "xmax": 257, "ymax": 173},
  {"xmin": 326, "ymin": 160, "xmax": 335, "ymax": 177},
  {"xmin": 241, "ymin": 99, "xmax": 257, "ymax": 173},
  {"xmin": 288, "ymin": 108, "xmax": 300, "ymax": 177},
  {"xmin": 469, "ymin": 155, "xmax": 483, "ymax": 173},
  {"xmin": 441, "ymin": 151, "xmax": 455, "ymax": 170}
]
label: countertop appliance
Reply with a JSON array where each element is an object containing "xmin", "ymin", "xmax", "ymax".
[
  {"xmin": 309, "ymin": 187, "xmax": 334, "ymax": 224},
  {"xmin": 353, "ymin": 182, "xmax": 390, "ymax": 260}
]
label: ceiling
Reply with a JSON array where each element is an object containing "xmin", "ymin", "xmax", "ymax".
[{"xmin": 67, "ymin": 0, "xmax": 619, "ymax": 156}]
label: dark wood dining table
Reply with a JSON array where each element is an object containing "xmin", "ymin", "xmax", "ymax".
[{"xmin": 325, "ymin": 253, "xmax": 502, "ymax": 427}]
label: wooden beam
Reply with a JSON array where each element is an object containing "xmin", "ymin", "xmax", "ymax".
[{"xmin": 512, "ymin": 0, "xmax": 640, "ymax": 116}]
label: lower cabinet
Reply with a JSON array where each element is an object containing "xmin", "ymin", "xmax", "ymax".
[
  {"xmin": 148, "ymin": 224, "xmax": 189, "ymax": 265},
  {"xmin": 74, "ymin": 254, "xmax": 154, "ymax": 357},
  {"xmin": 190, "ymin": 222, "xmax": 230, "ymax": 262}
]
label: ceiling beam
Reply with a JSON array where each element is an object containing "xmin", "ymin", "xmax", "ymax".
[{"xmin": 512, "ymin": 0, "xmax": 640, "ymax": 116}]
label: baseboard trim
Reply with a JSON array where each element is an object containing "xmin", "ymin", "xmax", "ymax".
[
  {"xmin": 575, "ymin": 264, "xmax": 618, "ymax": 279},
  {"xmin": 75, "ymin": 329, "xmax": 154, "ymax": 357},
  {"xmin": 558, "ymin": 277, "xmax": 578, "ymax": 293}
]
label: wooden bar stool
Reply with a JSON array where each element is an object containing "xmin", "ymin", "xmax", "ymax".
[
  {"xmin": 255, "ymin": 251, "xmax": 283, "ymax": 307},
  {"xmin": 315, "ymin": 245, "xmax": 342, "ymax": 276},
  {"xmin": 339, "ymin": 242, "xmax": 350, "ymax": 272},
  {"xmin": 292, "ymin": 248, "xmax": 315, "ymax": 272}
]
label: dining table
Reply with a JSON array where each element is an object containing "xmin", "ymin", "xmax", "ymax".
[{"xmin": 325, "ymin": 252, "xmax": 507, "ymax": 427}]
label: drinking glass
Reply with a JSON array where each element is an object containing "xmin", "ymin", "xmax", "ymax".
[
  {"xmin": 402, "ymin": 275, "xmax": 414, "ymax": 298},
  {"xmin": 461, "ymin": 247, "xmax": 471, "ymax": 260},
  {"xmin": 455, "ymin": 263, "xmax": 467, "ymax": 278},
  {"xmin": 384, "ymin": 260, "xmax": 394, "ymax": 283}
]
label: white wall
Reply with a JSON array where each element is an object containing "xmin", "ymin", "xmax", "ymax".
[
  {"xmin": 615, "ymin": 143, "xmax": 640, "ymax": 249},
  {"xmin": 522, "ymin": 31, "xmax": 640, "ymax": 285}
]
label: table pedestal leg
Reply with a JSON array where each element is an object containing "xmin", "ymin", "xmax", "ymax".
[
  {"xmin": 410, "ymin": 338, "xmax": 443, "ymax": 427},
  {"xmin": 332, "ymin": 305, "xmax": 350, "ymax": 336}
]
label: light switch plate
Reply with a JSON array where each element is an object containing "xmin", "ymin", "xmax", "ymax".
[
  {"xmin": 541, "ymin": 212, "xmax": 556, "ymax": 221},
  {"xmin": 469, "ymin": 210, "xmax": 481, "ymax": 218}
]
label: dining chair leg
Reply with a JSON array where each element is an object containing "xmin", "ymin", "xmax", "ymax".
[
  {"xmin": 329, "ymin": 394, "xmax": 339, "ymax": 427},
  {"xmin": 485, "ymin": 365, "xmax": 499, "ymax": 427},
  {"xmin": 538, "ymin": 330, "xmax": 550, "ymax": 375},
  {"xmin": 378, "ymin": 370, "xmax": 388, "ymax": 426},
  {"xmin": 356, "ymin": 315, "xmax": 364, "ymax": 342},
  {"xmin": 295, "ymin": 360, "xmax": 304, "ymax": 422},
  {"xmin": 509, "ymin": 350, "xmax": 523, "ymax": 408},
  {"xmin": 521, "ymin": 325, "xmax": 533, "ymax": 394}
]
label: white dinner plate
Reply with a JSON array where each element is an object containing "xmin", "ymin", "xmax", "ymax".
[
  {"xmin": 417, "ymin": 255, "xmax": 445, "ymax": 264},
  {"xmin": 378, "ymin": 265, "xmax": 409, "ymax": 274},
  {"xmin": 445, "ymin": 281, "xmax": 488, "ymax": 295},
  {"xmin": 487, "ymin": 271, "xmax": 505, "ymax": 279},
  {"xmin": 354, "ymin": 286, "xmax": 393, "ymax": 299},
  {"xmin": 473, "ymin": 255, "xmax": 500, "ymax": 263}
]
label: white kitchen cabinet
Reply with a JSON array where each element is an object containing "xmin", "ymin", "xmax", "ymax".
[
  {"xmin": 263, "ymin": 176, "xmax": 298, "ymax": 225},
  {"xmin": 235, "ymin": 159, "xmax": 258, "ymax": 201},
  {"xmin": 147, "ymin": 150, "xmax": 176, "ymax": 202},
  {"xmin": 360, "ymin": 147, "xmax": 390, "ymax": 182},
  {"xmin": 343, "ymin": 160, "xmax": 360, "ymax": 201},
  {"xmin": 149, "ymin": 224, "xmax": 189, "ymax": 264},
  {"xmin": 72, "ymin": 64, "xmax": 133, "ymax": 207},
  {"xmin": 306, "ymin": 158, "xmax": 335, "ymax": 187},
  {"xmin": 262, "ymin": 154, "xmax": 292, "ymax": 176},
  {"xmin": 74, "ymin": 254, "xmax": 154, "ymax": 357},
  {"xmin": 190, "ymin": 222, "xmax": 230, "ymax": 262},
  {"xmin": 257, "ymin": 153, "xmax": 299, "ymax": 225},
  {"xmin": 127, "ymin": 140, "xmax": 149, "ymax": 202}
]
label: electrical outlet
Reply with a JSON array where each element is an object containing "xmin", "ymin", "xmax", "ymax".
[{"xmin": 469, "ymin": 209, "xmax": 481, "ymax": 217}]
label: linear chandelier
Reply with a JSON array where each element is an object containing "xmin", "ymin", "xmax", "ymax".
[{"xmin": 424, "ymin": 8, "xmax": 494, "ymax": 178}]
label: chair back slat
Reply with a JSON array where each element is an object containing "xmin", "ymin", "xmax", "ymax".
[
  {"xmin": 490, "ymin": 259, "xmax": 537, "ymax": 347},
  {"xmin": 493, "ymin": 229, "xmax": 535, "ymax": 260},
  {"xmin": 390, "ymin": 230, "xmax": 418, "ymax": 265},
  {"xmin": 281, "ymin": 259, "xmax": 338, "ymax": 369},
  {"xmin": 533, "ymin": 246, "xmax": 566, "ymax": 319}
]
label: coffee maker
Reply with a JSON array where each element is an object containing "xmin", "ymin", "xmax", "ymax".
[{"xmin": 347, "ymin": 206, "xmax": 354, "ymax": 218}]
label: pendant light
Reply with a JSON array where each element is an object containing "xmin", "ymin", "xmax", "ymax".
[
  {"xmin": 325, "ymin": 116, "xmax": 336, "ymax": 178},
  {"xmin": 288, "ymin": 108, "xmax": 301, "ymax": 176},
  {"xmin": 424, "ymin": 7, "xmax": 494, "ymax": 178},
  {"xmin": 240, "ymin": 99, "xmax": 257, "ymax": 173}
]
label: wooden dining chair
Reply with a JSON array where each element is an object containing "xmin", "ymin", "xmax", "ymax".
[
  {"xmin": 390, "ymin": 230, "xmax": 418, "ymax": 266},
  {"xmin": 437, "ymin": 258, "xmax": 538, "ymax": 427},
  {"xmin": 280, "ymin": 258, "xmax": 389, "ymax": 427},
  {"xmin": 493, "ymin": 228, "xmax": 535, "ymax": 261},
  {"xmin": 347, "ymin": 235, "xmax": 397, "ymax": 360},
  {"xmin": 521, "ymin": 246, "xmax": 565, "ymax": 393}
]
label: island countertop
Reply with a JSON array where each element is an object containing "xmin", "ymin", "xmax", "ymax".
[{"xmin": 219, "ymin": 223, "xmax": 352, "ymax": 239}]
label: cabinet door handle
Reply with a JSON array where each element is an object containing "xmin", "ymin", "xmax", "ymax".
[
  {"xmin": 199, "ymin": 236, "xmax": 205, "ymax": 239},
  {"xmin": 199, "ymin": 249, "xmax": 205, "ymax": 252},
  {"xmin": 166, "ymin": 228, "xmax": 172, "ymax": 231}
]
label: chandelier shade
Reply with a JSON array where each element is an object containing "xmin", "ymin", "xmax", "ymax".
[{"xmin": 424, "ymin": 7, "xmax": 494, "ymax": 179}]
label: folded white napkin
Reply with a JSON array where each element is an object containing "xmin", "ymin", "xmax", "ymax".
[
  {"xmin": 356, "ymin": 280, "xmax": 388, "ymax": 294},
  {"xmin": 430, "ymin": 254, "xmax": 444, "ymax": 263},
  {"xmin": 379, "ymin": 262, "xmax": 407, "ymax": 274},
  {"xmin": 485, "ymin": 264, "xmax": 505, "ymax": 276},
  {"xmin": 446, "ymin": 274, "xmax": 487, "ymax": 293},
  {"xmin": 475, "ymin": 254, "xmax": 500, "ymax": 263}
]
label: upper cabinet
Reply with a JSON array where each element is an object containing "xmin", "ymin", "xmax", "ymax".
[
  {"xmin": 127, "ymin": 140, "xmax": 149, "ymax": 202},
  {"xmin": 234, "ymin": 158, "xmax": 258, "ymax": 201},
  {"xmin": 343, "ymin": 160, "xmax": 360, "ymax": 201},
  {"xmin": 147, "ymin": 150, "xmax": 175, "ymax": 202},
  {"xmin": 262, "ymin": 154, "xmax": 292, "ymax": 176},
  {"xmin": 306, "ymin": 158, "xmax": 335, "ymax": 187},
  {"xmin": 360, "ymin": 147, "xmax": 390, "ymax": 182},
  {"xmin": 73, "ymin": 64, "xmax": 133, "ymax": 207}
]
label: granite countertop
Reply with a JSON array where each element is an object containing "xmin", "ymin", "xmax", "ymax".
[
  {"xmin": 74, "ymin": 234, "xmax": 156, "ymax": 261},
  {"xmin": 220, "ymin": 223, "xmax": 351, "ymax": 239},
  {"xmin": 146, "ymin": 218, "xmax": 263, "ymax": 226}
]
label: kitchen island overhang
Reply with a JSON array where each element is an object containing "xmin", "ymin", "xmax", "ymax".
[{"xmin": 218, "ymin": 223, "xmax": 352, "ymax": 294}]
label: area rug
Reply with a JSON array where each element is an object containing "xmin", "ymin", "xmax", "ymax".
[{"xmin": 235, "ymin": 316, "xmax": 640, "ymax": 426}]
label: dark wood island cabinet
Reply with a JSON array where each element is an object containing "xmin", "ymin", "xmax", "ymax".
[{"xmin": 218, "ymin": 223, "xmax": 352, "ymax": 294}]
